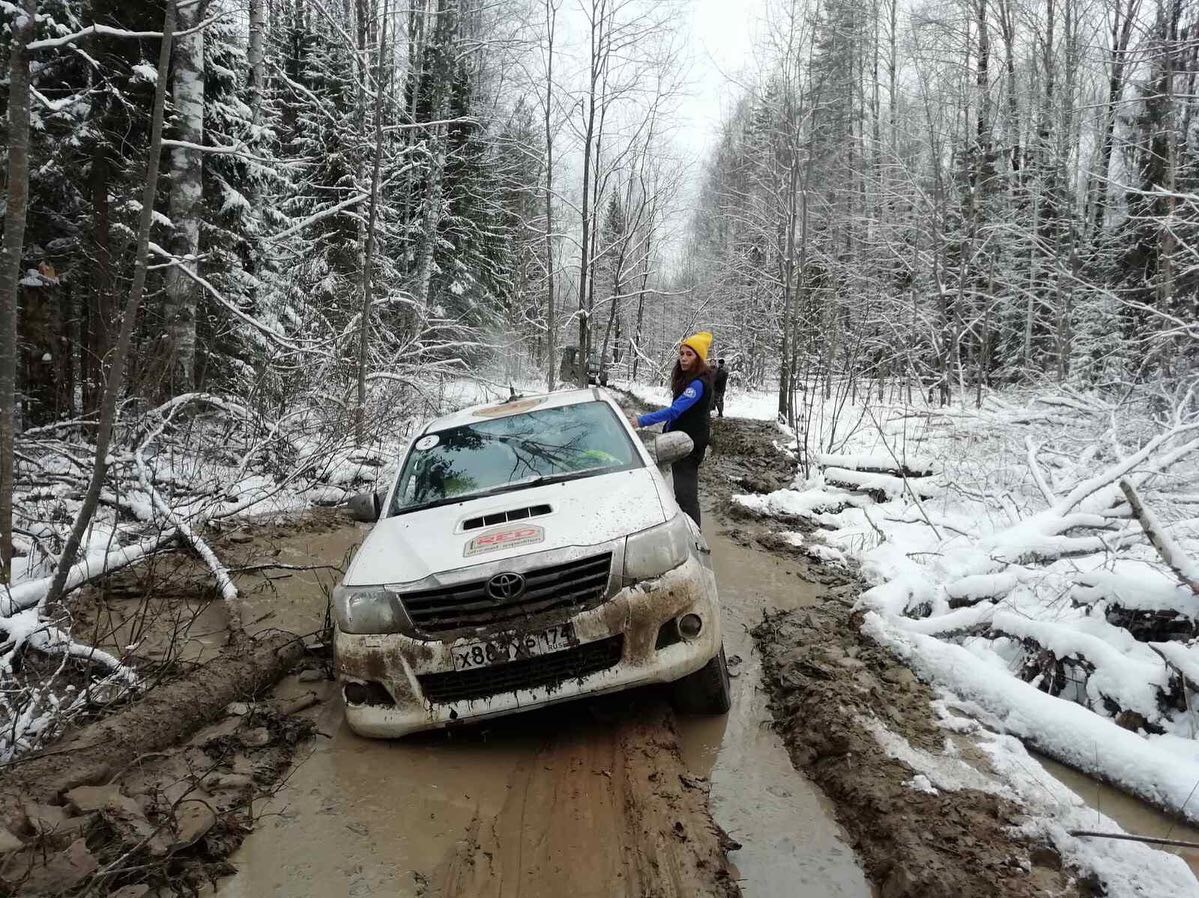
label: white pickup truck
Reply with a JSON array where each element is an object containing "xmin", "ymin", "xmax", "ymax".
[{"xmin": 333, "ymin": 388, "xmax": 730, "ymax": 737}]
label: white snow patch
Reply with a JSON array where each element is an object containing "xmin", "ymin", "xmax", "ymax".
[
  {"xmin": 864, "ymin": 611, "xmax": 1199, "ymax": 824},
  {"xmin": 906, "ymin": 773, "xmax": 939, "ymax": 795}
]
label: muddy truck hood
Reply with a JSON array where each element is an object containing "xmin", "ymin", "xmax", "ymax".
[{"xmin": 344, "ymin": 467, "xmax": 670, "ymax": 586}]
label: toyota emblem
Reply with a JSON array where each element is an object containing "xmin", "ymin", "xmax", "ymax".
[{"xmin": 486, "ymin": 572, "xmax": 526, "ymax": 602}]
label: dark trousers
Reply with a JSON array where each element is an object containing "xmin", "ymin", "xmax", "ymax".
[
  {"xmin": 714, "ymin": 392, "xmax": 725, "ymax": 417},
  {"xmin": 672, "ymin": 452, "xmax": 703, "ymax": 526}
]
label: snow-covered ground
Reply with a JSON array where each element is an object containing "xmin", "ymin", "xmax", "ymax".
[{"xmin": 711, "ymin": 380, "xmax": 1199, "ymax": 888}]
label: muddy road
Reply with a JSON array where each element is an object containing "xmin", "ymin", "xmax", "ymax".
[
  {"xmin": 10, "ymin": 414, "xmax": 1194, "ymax": 896},
  {"xmin": 204, "ymin": 421, "xmax": 869, "ymax": 898}
]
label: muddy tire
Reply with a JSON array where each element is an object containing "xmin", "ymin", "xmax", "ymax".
[{"xmin": 671, "ymin": 645, "xmax": 732, "ymax": 715}]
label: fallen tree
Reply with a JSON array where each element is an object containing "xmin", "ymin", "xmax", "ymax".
[{"xmin": 0, "ymin": 628, "xmax": 306, "ymax": 813}]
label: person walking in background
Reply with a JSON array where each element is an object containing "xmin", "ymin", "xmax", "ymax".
[
  {"xmin": 712, "ymin": 359, "xmax": 728, "ymax": 418},
  {"xmin": 629, "ymin": 332, "xmax": 714, "ymax": 526}
]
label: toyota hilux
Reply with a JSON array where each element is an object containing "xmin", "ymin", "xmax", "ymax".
[{"xmin": 333, "ymin": 388, "xmax": 730, "ymax": 737}]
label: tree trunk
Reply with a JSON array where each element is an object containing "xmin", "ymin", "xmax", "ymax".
[
  {"xmin": 631, "ymin": 230, "xmax": 651, "ymax": 382},
  {"xmin": 1089, "ymin": 0, "xmax": 1138, "ymax": 238},
  {"xmin": 45, "ymin": 0, "xmax": 176, "ymax": 608},
  {"xmin": 248, "ymin": 0, "xmax": 266, "ymax": 124},
  {"xmin": 575, "ymin": 1, "xmax": 603, "ymax": 387},
  {"xmin": 355, "ymin": 0, "xmax": 390, "ymax": 446},
  {"xmin": 0, "ymin": 0, "xmax": 35, "ymax": 582},
  {"xmin": 159, "ymin": 0, "xmax": 206, "ymax": 397},
  {"xmin": 413, "ymin": 0, "xmax": 454, "ymax": 329},
  {"xmin": 996, "ymin": 0, "xmax": 1021, "ymax": 178},
  {"xmin": 776, "ymin": 182, "xmax": 797, "ymax": 419},
  {"xmin": 543, "ymin": 0, "xmax": 557, "ymax": 391},
  {"xmin": 84, "ymin": 143, "xmax": 114, "ymax": 422},
  {"xmin": 20, "ymin": 277, "xmax": 72, "ymax": 426},
  {"xmin": 1155, "ymin": 0, "xmax": 1181, "ymax": 320},
  {"xmin": 414, "ymin": 130, "xmax": 446, "ymax": 325}
]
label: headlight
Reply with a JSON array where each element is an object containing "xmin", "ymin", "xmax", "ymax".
[
  {"xmin": 623, "ymin": 515, "xmax": 691, "ymax": 581},
  {"xmin": 331, "ymin": 585, "xmax": 403, "ymax": 634}
]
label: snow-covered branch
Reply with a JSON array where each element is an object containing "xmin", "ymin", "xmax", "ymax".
[{"xmin": 26, "ymin": 14, "xmax": 224, "ymax": 50}]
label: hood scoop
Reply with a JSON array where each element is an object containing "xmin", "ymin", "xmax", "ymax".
[{"xmin": 461, "ymin": 503, "xmax": 552, "ymax": 532}]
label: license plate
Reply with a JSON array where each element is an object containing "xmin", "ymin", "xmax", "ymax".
[{"xmin": 452, "ymin": 623, "xmax": 575, "ymax": 671}]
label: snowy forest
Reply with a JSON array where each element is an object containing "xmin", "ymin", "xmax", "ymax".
[
  {"xmin": 688, "ymin": 0, "xmax": 1198, "ymax": 415},
  {"xmin": 1, "ymin": 0, "xmax": 1199, "ymax": 891}
]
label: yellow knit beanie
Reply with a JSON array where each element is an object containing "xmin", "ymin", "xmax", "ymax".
[{"xmin": 681, "ymin": 331, "xmax": 713, "ymax": 363}]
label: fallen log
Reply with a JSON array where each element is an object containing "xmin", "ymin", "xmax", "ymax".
[
  {"xmin": 0, "ymin": 629, "xmax": 306, "ymax": 818},
  {"xmin": 822, "ymin": 467, "xmax": 942, "ymax": 502},
  {"xmin": 816, "ymin": 451, "xmax": 934, "ymax": 478}
]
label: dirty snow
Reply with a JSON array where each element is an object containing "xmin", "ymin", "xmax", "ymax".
[
  {"xmin": 717, "ymin": 381, "xmax": 1199, "ymax": 887},
  {"xmin": 867, "ymin": 706, "xmax": 1199, "ymax": 896}
]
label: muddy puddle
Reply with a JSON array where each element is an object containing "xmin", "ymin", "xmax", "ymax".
[
  {"xmin": 1034, "ymin": 753, "xmax": 1199, "ymax": 875},
  {"xmin": 209, "ymin": 506, "xmax": 867, "ymax": 897},
  {"xmin": 78, "ymin": 514, "xmax": 360, "ymax": 666},
  {"xmin": 676, "ymin": 510, "xmax": 871, "ymax": 897}
]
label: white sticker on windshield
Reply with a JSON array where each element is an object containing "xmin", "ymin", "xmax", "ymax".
[{"xmin": 415, "ymin": 434, "xmax": 440, "ymax": 451}]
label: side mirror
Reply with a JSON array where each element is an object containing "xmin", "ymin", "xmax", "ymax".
[
  {"xmin": 347, "ymin": 491, "xmax": 381, "ymax": 523},
  {"xmin": 652, "ymin": 432, "xmax": 693, "ymax": 467}
]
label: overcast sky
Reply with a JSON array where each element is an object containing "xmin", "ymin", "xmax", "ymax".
[
  {"xmin": 674, "ymin": 0, "xmax": 769, "ymax": 164},
  {"xmin": 655, "ymin": 0, "xmax": 770, "ymax": 266}
]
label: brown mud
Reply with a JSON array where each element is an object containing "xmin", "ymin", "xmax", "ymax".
[
  {"xmin": 8, "ymin": 400, "xmax": 1075, "ymax": 897},
  {"xmin": 0, "ymin": 511, "xmax": 352, "ymax": 896},
  {"xmin": 700, "ymin": 416, "xmax": 1086, "ymax": 896},
  {"xmin": 430, "ymin": 703, "xmax": 739, "ymax": 898},
  {"xmin": 1, "ymin": 695, "xmax": 316, "ymax": 897},
  {"xmin": 212, "ymin": 683, "xmax": 752, "ymax": 898},
  {"xmin": 753, "ymin": 607, "xmax": 1084, "ymax": 898}
]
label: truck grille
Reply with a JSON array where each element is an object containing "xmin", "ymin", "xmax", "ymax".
[
  {"xmin": 399, "ymin": 553, "xmax": 613, "ymax": 635},
  {"xmin": 418, "ymin": 636, "xmax": 624, "ymax": 703}
]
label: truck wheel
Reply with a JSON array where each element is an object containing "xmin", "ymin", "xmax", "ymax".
[{"xmin": 671, "ymin": 645, "xmax": 731, "ymax": 714}]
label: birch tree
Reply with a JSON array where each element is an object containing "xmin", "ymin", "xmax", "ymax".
[{"xmin": 158, "ymin": 0, "xmax": 207, "ymax": 396}]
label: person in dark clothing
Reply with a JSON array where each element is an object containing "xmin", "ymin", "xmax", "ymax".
[
  {"xmin": 712, "ymin": 359, "xmax": 728, "ymax": 417},
  {"xmin": 630, "ymin": 332, "xmax": 713, "ymax": 526}
]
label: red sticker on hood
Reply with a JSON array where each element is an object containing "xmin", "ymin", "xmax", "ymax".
[{"xmin": 464, "ymin": 524, "xmax": 546, "ymax": 557}]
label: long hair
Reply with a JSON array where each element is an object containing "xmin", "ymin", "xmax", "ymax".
[{"xmin": 670, "ymin": 358, "xmax": 711, "ymax": 398}]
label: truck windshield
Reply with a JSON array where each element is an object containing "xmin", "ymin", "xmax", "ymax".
[{"xmin": 390, "ymin": 401, "xmax": 642, "ymax": 514}]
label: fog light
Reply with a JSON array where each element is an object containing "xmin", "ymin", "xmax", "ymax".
[
  {"xmin": 343, "ymin": 681, "xmax": 394, "ymax": 706},
  {"xmin": 677, "ymin": 613, "xmax": 703, "ymax": 640},
  {"xmin": 656, "ymin": 620, "xmax": 682, "ymax": 650}
]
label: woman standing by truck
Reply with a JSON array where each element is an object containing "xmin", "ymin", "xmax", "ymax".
[{"xmin": 631, "ymin": 332, "xmax": 714, "ymax": 526}]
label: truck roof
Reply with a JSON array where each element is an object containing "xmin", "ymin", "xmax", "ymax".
[{"xmin": 423, "ymin": 387, "xmax": 611, "ymax": 433}]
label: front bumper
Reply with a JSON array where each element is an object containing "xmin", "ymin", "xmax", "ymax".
[{"xmin": 335, "ymin": 555, "xmax": 720, "ymax": 737}]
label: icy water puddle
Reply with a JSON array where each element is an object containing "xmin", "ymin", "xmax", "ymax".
[
  {"xmin": 675, "ymin": 514, "xmax": 871, "ymax": 898},
  {"xmin": 1036, "ymin": 753, "xmax": 1199, "ymax": 876}
]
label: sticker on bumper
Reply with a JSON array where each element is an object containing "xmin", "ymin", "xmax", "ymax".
[{"xmin": 464, "ymin": 524, "xmax": 545, "ymax": 557}]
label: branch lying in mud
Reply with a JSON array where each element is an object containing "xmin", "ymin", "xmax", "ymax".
[
  {"xmin": 1069, "ymin": 830, "xmax": 1199, "ymax": 850},
  {"xmin": 134, "ymin": 450, "xmax": 243, "ymax": 635},
  {"xmin": 228, "ymin": 561, "xmax": 345, "ymax": 575}
]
